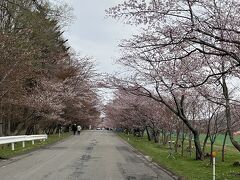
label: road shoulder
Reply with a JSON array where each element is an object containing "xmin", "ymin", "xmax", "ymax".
[{"xmin": 117, "ymin": 133, "xmax": 179, "ymax": 180}]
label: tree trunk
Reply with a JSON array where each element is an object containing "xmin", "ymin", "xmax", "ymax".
[
  {"xmin": 180, "ymin": 117, "xmax": 203, "ymax": 160},
  {"xmin": 222, "ymin": 76, "xmax": 240, "ymax": 151},
  {"xmin": 202, "ymin": 132, "xmax": 209, "ymax": 156},
  {"xmin": 25, "ymin": 125, "xmax": 34, "ymax": 135},
  {"xmin": 141, "ymin": 129, "xmax": 144, "ymax": 137},
  {"xmin": 0, "ymin": 100, "xmax": 3, "ymax": 136},
  {"xmin": 175, "ymin": 101, "xmax": 203, "ymax": 160},
  {"xmin": 163, "ymin": 131, "xmax": 168, "ymax": 145},
  {"xmin": 175, "ymin": 129, "xmax": 180, "ymax": 153},
  {"xmin": 189, "ymin": 132, "xmax": 192, "ymax": 157},
  {"xmin": 169, "ymin": 131, "xmax": 173, "ymax": 152},
  {"xmin": 13, "ymin": 122, "xmax": 25, "ymax": 135},
  {"xmin": 210, "ymin": 142, "xmax": 214, "ymax": 164},
  {"xmin": 7, "ymin": 103, "xmax": 12, "ymax": 135},
  {"xmin": 181, "ymin": 138, "xmax": 185, "ymax": 156},
  {"xmin": 181, "ymin": 122, "xmax": 185, "ymax": 156},
  {"xmin": 146, "ymin": 126, "xmax": 151, "ymax": 141},
  {"xmin": 222, "ymin": 131, "xmax": 228, "ymax": 162},
  {"xmin": 153, "ymin": 129, "xmax": 159, "ymax": 143},
  {"xmin": 161, "ymin": 130, "xmax": 164, "ymax": 143},
  {"xmin": 193, "ymin": 132, "xmax": 203, "ymax": 160}
]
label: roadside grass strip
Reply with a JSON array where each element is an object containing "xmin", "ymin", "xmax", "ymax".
[
  {"xmin": 119, "ymin": 133, "xmax": 240, "ymax": 180},
  {"xmin": 0, "ymin": 133, "xmax": 71, "ymax": 159}
]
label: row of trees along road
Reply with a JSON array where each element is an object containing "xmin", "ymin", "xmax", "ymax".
[
  {"xmin": 106, "ymin": 0, "xmax": 240, "ymax": 160},
  {"xmin": 105, "ymin": 90, "xmax": 240, "ymax": 162},
  {"xmin": 0, "ymin": 0, "xmax": 100, "ymax": 136}
]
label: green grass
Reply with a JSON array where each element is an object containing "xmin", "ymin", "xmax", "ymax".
[
  {"xmin": 0, "ymin": 133, "xmax": 71, "ymax": 159},
  {"xmin": 119, "ymin": 133, "xmax": 240, "ymax": 180},
  {"xmin": 199, "ymin": 134, "xmax": 240, "ymax": 147}
]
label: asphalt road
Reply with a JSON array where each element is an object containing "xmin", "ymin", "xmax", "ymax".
[{"xmin": 0, "ymin": 131, "xmax": 176, "ymax": 180}]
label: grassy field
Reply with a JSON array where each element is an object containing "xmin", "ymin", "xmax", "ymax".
[
  {"xmin": 0, "ymin": 133, "xmax": 71, "ymax": 159},
  {"xmin": 199, "ymin": 134, "xmax": 240, "ymax": 147},
  {"xmin": 119, "ymin": 133, "xmax": 240, "ymax": 180}
]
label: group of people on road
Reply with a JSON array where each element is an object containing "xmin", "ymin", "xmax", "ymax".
[{"xmin": 71, "ymin": 124, "xmax": 82, "ymax": 135}]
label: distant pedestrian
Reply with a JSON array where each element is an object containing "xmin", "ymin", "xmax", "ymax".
[
  {"xmin": 77, "ymin": 125, "xmax": 82, "ymax": 135},
  {"xmin": 72, "ymin": 124, "xmax": 77, "ymax": 135}
]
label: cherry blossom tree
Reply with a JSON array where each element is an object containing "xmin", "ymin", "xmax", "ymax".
[
  {"xmin": 107, "ymin": 0, "xmax": 240, "ymax": 159},
  {"xmin": 0, "ymin": 0, "xmax": 100, "ymax": 135}
]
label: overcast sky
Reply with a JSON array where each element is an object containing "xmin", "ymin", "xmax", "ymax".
[
  {"xmin": 63, "ymin": 0, "xmax": 137, "ymax": 74},
  {"xmin": 62, "ymin": 0, "xmax": 138, "ymax": 103}
]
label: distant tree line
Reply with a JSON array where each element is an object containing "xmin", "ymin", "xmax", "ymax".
[{"xmin": 105, "ymin": 90, "xmax": 240, "ymax": 162}]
